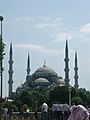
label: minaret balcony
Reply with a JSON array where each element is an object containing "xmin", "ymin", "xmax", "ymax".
[
  {"xmin": 74, "ymin": 67, "xmax": 78, "ymax": 70},
  {"xmin": 8, "ymin": 71, "xmax": 13, "ymax": 74},
  {"xmin": 64, "ymin": 68, "xmax": 69, "ymax": 72},
  {"xmin": 9, "ymin": 61, "xmax": 13, "ymax": 64},
  {"xmin": 8, "ymin": 81, "xmax": 13, "ymax": 84},
  {"xmin": 64, "ymin": 58, "xmax": 69, "ymax": 62},
  {"xmin": 74, "ymin": 76, "xmax": 79, "ymax": 79}
]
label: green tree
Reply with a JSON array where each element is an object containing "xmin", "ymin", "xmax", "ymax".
[
  {"xmin": 19, "ymin": 90, "xmax": 32, "ymax": 106},
  {"xmin": 0, "ymin": 35, "xmax": 5, "ymax": 74},
  {"xmin": 78, "ymin": 88, "xmax": 88, "ymax": 105},
  {"xmin": 14, "ymin": 90, "xmax": 32, "ymax": 110},
  {"xmin": 49, "ymin": 86, "xmax": 69, "ymax": 104},
  {"xmin": 9, "ymin": 104, "xmax": 18, "ymax": 112},
  {"xmin": 14, "ymin": 86, "xmax": 90, "ymax": 110},
  {"xmin": 31, "ymin": 88, "xmax": 49, "ymax": 109},
  {"xmin": 72, "ymin": 96, "xmax": 83, "ymax": 105}
]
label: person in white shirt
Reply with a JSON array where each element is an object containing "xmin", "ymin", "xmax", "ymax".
[{"xmin": 41, "ymin": 103, "xmax": 48, "ymax": 120}]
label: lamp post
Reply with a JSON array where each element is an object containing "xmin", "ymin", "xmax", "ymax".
[
  {"xmin": 35, "ymin": 101, "xmax": 37, "ymax": 110},
  {"xmin": 68, "ymin": 84, "xmax": 71, "ymax": 106},
  {"xmin": 0, "ymin": 16, "xmax": 3, "ymax": 97}
]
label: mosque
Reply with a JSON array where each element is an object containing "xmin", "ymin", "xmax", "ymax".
[{"xmin": 8, "ymin": 40, "xmax": 79, "ymax": 98}]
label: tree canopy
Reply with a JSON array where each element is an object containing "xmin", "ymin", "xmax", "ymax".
[{"xmin": 9, "ymin": 86, "xmax": 90, "ymax": 110}]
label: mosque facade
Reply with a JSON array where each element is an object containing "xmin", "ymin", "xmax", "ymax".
[
  {"xmin": 8, "ymin": 40, "xmax": 79, "ymax": 98},
  {"xmin": 16, "ymin": 58, "xmax": 65, "ymax": 94}
]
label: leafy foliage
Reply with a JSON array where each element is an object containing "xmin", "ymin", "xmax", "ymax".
[
  {"xmin": 14, "ymin": 86, "xmax": 90, "ymax": 110},
  {"xmin": 49, "ymin": 86, "xmax": 68, "ymax": 104},
  {"xmin": 72, "ymin": 96, "xmax": 83, "ymax": 105},
  {"xmin": 0, "ymin": 35, "xmax": 5, "ymax": 74}
]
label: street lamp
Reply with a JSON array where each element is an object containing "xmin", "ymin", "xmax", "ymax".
[
  {"xmin": 68, "ymin": 84, "xmax": 71, "ymax": 106},
  {"xmin": 0, "ymin": 16, "xmax": 3, "ymax": 97}
]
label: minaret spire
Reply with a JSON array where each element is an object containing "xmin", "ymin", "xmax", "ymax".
[
  {"xmin": 8, "ymin": 43, "xmax": 13, "ymax": 98},
  {"xmin": 64, "ymin": 39, "xmax": 70, "ymax": 86},
  {"xmin": 43, "ymin": 59, "xmax": 46, "ymax": 67},
  {"xmin": 74, "ymin": 51, "xmax": 79, "ymax": 89},
  {"xmin": 27, "ymin": 53, "xmax": 31, "ymax": 76}
]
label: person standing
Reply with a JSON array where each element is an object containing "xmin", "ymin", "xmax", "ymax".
[
  {"xmin": 41, "ymin": 103, "xmax": 48, "ymax": 120},
  {"xmin": 4, "ymin": 108, "xmax": 8, "ymax": 120},
  {"xmin": 52, "ymin": 103, "xmax": 58, "ymax": 120},
  {"xmin": 35, "ymin": 109, "xmax": 38, "ymax": 120},
  {"xmin": 58, "ymin": 104, "xmax": 63, "ymax": 120},
  {"xmin": 62, "ymin": 103, "xmax": 70, "ymax": 120},
  {"xmin": 68, "ymin": 104, "xmax": 90, "ymax": 120},
  {"xmin": 8, "ymin": 108, "xmax": 13, "ymax": 120}
]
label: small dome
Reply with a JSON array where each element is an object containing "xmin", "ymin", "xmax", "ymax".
[
  {"xmin": 17, "ymin": 86, "xmax": 22, "ymax": 89},
  {"xmin": 35, "ymin": 78, "xmax": 49, "ymax": 83},
  {"xmin": 59, "ymin": 79, "xmax": 65, "ymax": 86}
]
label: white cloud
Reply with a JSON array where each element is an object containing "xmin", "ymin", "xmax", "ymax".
[
  {"xmin": 52, "ymin": 31, "xmax": 75, "ymax": 42},
  {"xmin": 76, "ymin": 23, "xmax": 90, "ymax": 42},
  {"xmin": 15, "ymin": 17, "xmax": 33, "ymax": 22},
  {"xmin": 34, "ymin": 22, "xmax": 58, "ymax": 29},
  {"xmin": 14, "ymin": 43, "xmax": 62, "ymax": 55},
  {"xmin": 38, "ymin": 16, "xmax": 63, "ymax": 23},
  {"xmin": 34, "ymin": 17, "xmax": 63, "ymax": 29},
  {"xmin": 14, "ymin": 16, "xmax": 64, "ymax": 31},
  {"xmin": 54, "ymin": 17, "xmax": 64, "ymax": 23},
  {"xmin": 38, "ymin": 16, "xmax": 50, "ymax": 22},
  {"xmin": 80, "ymin": 23, "xmax": 90, "ymax": 33}
]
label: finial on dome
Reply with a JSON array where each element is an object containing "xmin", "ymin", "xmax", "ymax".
[{"xmin": 43, "ymin": 59, "xmax": 46, "ymax": 67}]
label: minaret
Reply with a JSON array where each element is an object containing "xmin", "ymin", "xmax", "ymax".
[
  {"xmin": 74, "ymin": 51, "xmax": 79, "ymax": 89},
  {"xmin": 8, "ymin": 43, "xmax": 13, "ymax": 98},
  {"xmin": 27, "ymin": 53, "xmax": 31, "ymax": 76},
  {"xmin": 64, "ymin": 40, "xmax": 70, "ymax": 86}
]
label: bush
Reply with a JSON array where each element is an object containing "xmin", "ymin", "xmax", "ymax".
[
  {"xmin": 9, "ymin": 104, "xmax": 18, "ymax": 112},
  {"xmin": 72, "ymin": 96, "xmax": 83, "ymax": 105}
]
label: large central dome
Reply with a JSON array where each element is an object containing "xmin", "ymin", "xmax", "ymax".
[{"xmin": 34, "ymin": 64, "xmax": 57, "ymax": 76}]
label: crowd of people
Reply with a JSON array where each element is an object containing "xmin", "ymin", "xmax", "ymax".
[
  {"xmin": 41, "ymin": 102, "xmax": 90, "ymax": 120},
  {"xmin": 1, "ymin": 102, "xmax": 90, "ymax": 120}
]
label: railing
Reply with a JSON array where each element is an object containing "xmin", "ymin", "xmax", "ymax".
[{"xmin": 2, "ymin": 112, "xmax": 41, "ymax": 120}]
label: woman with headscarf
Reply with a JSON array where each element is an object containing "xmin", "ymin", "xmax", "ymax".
[{"xmin": 68, "ymin": 104, "xmax": 90, "ymax": 120}]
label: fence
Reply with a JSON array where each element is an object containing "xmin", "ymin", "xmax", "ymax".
[{"xmin": 1, "ymin": 112, "xmax": 41, "ymax": 120}]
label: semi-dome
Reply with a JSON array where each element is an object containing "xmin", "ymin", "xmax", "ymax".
[
  {"xmin": 35, "ymin": 78, "xmax": 49, "ymax": 83},
  {"xmin": 34, "ymin": 64, "xmax": 57, "ymax": 75}
]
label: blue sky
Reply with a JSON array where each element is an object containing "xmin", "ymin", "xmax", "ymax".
[{"xmin": 1, "ymin": 0, "xmax": 90, "ymax": 96}]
